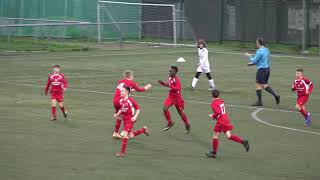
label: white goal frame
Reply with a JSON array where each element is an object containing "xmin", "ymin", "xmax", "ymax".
[{"xmin": 96, "ymin": 0, "xmax": 177, "ymax": 46}]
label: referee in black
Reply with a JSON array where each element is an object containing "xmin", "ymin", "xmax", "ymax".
[{"xmin": 245, "ymin": 38, "xmax": 280, "ymax": 106}]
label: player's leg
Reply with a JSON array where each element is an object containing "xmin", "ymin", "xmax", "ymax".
[
  {"xmin": 162, "ymin": 99, "xmax": 174, "ymax": 131},
  {"xmin": 252, "ymin": 83, "xmax": 263, "ymax": 106},
  {"xmin": 205, "ymin": 71, "xmax": 215, "ymax": 90},
  {"xmin": 190, "ymin": 68, "xmax": 202, "ymax": 88},
  {"xmin": 113, "ymin": 100, "xmax": 122, "ymax": 138},
  {"xmin": 57, "ymin": 96, "xmax": 67, "ymax": 119},
  {"xmin": 261, "ymin": 68, "xmax": 280, "ymax": 104},
  {"xmin": 50, "ymin": 98, "xmax": 57, "ymax": 121},
  {"xmin": 225, "ymin": 130, "xmax": 249, "ymax": 152},
  {"xmin": 175, "ymin": 101, "xmax": 190, "ymax": 134},
  {"xmin": 131, "ymin": 126, "xmax": 149, "ymax": 138},
  {"xmin": 205, "ymin": 132, "xmax": 219, "ymax": 158},
  {"xmin": 296, "ymin": 99, "xmax": 311, "ymax": 125},
  {"xmin": 116, "ymin": 121, "xmax": 133, "ymax": 157}
]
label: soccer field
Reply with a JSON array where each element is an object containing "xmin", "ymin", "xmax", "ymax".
[{"xmin": 0, "ymin": 48, "xmax": 319, "ymax": 180}]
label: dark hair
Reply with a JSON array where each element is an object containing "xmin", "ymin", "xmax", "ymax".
[
  {"xmin": 211, "ymin": 89, "xmax": 220, "ymax": 98},
  {"xmin": 256, "ymin": 38, "xmax": 265, "ymax": 46},
  {"xmin": 53, "ymin": 64, "xmax": 61, "ymax": 68},
  {"xmin": 197, "ymin": 39, "xmax": 207, "ymax": 48},
  {"xmin": 296, "ymin": 68, "xmax": 304, "ymax": 73},
  {"xmin": 171, "ymin": 66, "xmax": 178, "ymax": 72},
  {"xmin": 123, "ymin": 86, "xmax": 131, "ymax": 94}
]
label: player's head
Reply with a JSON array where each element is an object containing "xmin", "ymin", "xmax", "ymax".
[
  {"xmin": 123, "ymin": 70, "xmax": 134, "ymax": 80},
  {"xmin": 169, "ymin": 66, "xmax": 178, "ymax": 77},
  {"xmin": 52, "ymin": 64, "xmax": 60, "ymax": 73},
  {"xmin": 197, "ymin": 39, "xmax": 206, "ymax": 49},
  {"xmin": 120, "ymin": 86, "xmax": 131, "ymax": 98},
  {"xmin": 211, "ymin": 89, "xmax": 220, "ymax": 99},
  {"xmin": 256, "ymin": 38, "xmax": 265, "ymax": 48},
  {"xmin": 296, "ymin": 68, "xmax": 304, "ymax": 79}
]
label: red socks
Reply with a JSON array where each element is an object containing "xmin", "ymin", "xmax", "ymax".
[
  {"xmin": 121, "ymin": 138, "xmax": 128, "ymax": 153},
  {"xmin": 114, "ymin": 119, "xmax": 122, "ymax": 133},
  {"xmin": 164, "ymin": 110, "xmax": 173, "ymax": 126},
  {"xmin": 212, "ymin": 138, "xmax": 219, "ymax": 154},
  {"xmin": 299, "ymin": 108, "xmax": 308, "ymax": 118},
  {"xmin": 133, "ymin": 128, "xmax": 146, "ymax": 137},
  {"xmin": 229, "ymin": 135, "xmax": 244, "ymax": 144},
  {"xmin": 60, "ymin": 106, "xmax": 66, "ymax": 114},
  {"xmin": 178, "ymin": 111, "xmax": 190, "ymax": 126},
  {"xmin": 51, "ymin": 107, "xmax": 56, "ymax": 118}
]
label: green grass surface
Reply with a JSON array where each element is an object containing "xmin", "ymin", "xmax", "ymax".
[{"xmin": 0, "ymin": 48, "xmax": 319, "ymax": 180}]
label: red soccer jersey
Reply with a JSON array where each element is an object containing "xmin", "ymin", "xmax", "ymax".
[
  {"xmin": 292, "ymin": 77, "xmax": 314, "ymax": 96},
  {"xmin": 113, "ymin": 79, "xmax": 145, "ymax": 99},
  {"xmin": 211, "ymin": 98, "xmax": 231, "ymax": 125},
  {"xmin": 118, "ymin": 97, "xmax": 140, "ymax": 120},
  {"xmin": 160, "ymin": 75, "xmax": 182, "ymax": 98},
  {"xmin": 45, "ymin": 73, "xmax": 68, "ymax": 94}
]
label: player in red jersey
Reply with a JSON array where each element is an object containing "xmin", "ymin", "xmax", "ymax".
[
  {"xmin": 292, "ymin": 68, "xmax": 314, "ymax": 126},
  {"xmin": 45, "ymin": 65, "xmax": 68, "ymax": 121},
  {"xmin": 113, "ymin": 70, "xmax": 152, "ymax": 138},
  {"xmin": 205, "ymin": 89, "xmax": 249, "ymax": 158},
  {"xmin": 158, "ymin": 66, "xmax": 190, "ymax": 134},
  {"xmin": 114, "ymin": 86, "xmax": 149, "ymax": 157}
]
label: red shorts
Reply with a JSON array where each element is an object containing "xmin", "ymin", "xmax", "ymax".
[
  {"xmin": 297, "ymin": 95, "xmax": 309, "ymax": 106},
  {"xmin": 214, "ymin": 123, "xmax": 234, "ymax": 133},
  {"xmin": 164, "ymin": 96, "xmax": 184, "ymax": 111},
  {"xmin": 113, "ymin": 97, "xmax": 121, "ymax": 113},
  {"xmin": 123, "ymin": 120, "xmax": 134, "ymax": 133},
  {"xmin": 51, "ymin": 92, "xmax": 63, "ymax": 102}
]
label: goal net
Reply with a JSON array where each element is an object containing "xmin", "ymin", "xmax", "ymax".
[{"xmin": 97, "ymin": 0, "xmax": 196, "ymax": 47}]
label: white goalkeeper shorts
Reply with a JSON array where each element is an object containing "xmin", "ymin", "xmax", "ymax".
[{"xmin": 197, "ymin": 65, "xmax": 211, "ymax": 73}]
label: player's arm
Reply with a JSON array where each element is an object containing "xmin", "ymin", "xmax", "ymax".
[
  {"xmin": 246, "ymin": 50, "xmax": 262, "ymax": 65},
  {"xmin": 209, "ymin": 104, "xmax": 220, "ymax": 120},
  {"xmin": 45, "ymin": 76, "xmax": 51, "ymax": 95},
  {"xmin": 158, "ymin": 80, "xmax": 169, "ymax": 87},
  {"xmin": 131, "ymin": 100, "xmax": 140, "ymax": 122},
  {"xmin": 114, "ymin": 109, "xmax": 122, "ymax": 119},
  {"xmin": 63, "ymin": 75, "xmax": 68, "ymax": 91},
  {"xmin": 291, "ymin": 82, "xmax": 296, "ymax": 91},
  {"xmin": 132, "ymin": 82, "xmax": 151, "ymax": 92},
  {"xmin": 305, "ymin": 78, "xmax": 314, "ymax": 94}
]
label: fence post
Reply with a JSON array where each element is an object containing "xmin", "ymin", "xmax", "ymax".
[{"xmin": 219, "ymin": 0, "xmax": 224, "ymax": 44}]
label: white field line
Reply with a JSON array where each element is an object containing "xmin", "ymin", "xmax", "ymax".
[
  {"xmin": 5, "ymin": 82, "xmax": 320, "ymax": 116},
  {"xmin": 0, "ymin": 50, "xmax": 319, "ymax": 61},
  {"xmin": 251, "ymin": 108, "xmax": 320, "ymax": 135}
]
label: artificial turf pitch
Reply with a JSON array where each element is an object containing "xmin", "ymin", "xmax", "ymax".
[{"xmin": 0, "ymin": 48, "xmax": 319, "ymax": 180}]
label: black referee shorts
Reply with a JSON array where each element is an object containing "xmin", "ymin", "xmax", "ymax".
[{"xmin": 256, "ymin": 67, "xmax": 270, "ymax": 84}]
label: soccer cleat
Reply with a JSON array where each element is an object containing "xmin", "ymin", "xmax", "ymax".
[
  {"xmin": 162, "ymin": 123, "xmax": 174, "ymax": 131},
  {"xmin": 205, "ymin": 151, "xmax": 217, "ymax": 158},
  {"xmin": 143, "ymin": 126, "xmax": 150, "ymax": 136},
  {"xmin": 243, "ymin": 140, "xmax": 250, "ymax": 152},
  {"xmin": 305, "ymin": 113, "xmax": 312, "ymax": 126},
  {"xmin": 112, "ymin": 132, "xmax": 122, "ymax": 139},
  {"xmin": 275, "ymin": 95, "xmax": 281, "ymax": 105},
  {"xmin": 116, "ymin": 152, "xmax": 126, "ymax": 157},
  {"xmin": 185, "ymin": 124, "xmax": 191, "ymax": 134},
  {"xmin": 51, "ymin": 117, "xmax": 57, "ymax": 121},
  {"xmin": 251, "ymin": 101, "xmax": 263, "ymax": 106},
  {"xmin": 63, "ymin": 111, "xmax": 68, "ymax": 119}
]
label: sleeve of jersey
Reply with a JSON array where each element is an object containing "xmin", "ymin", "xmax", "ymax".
[
  {"xmin": 211, "ymin": 104, "xmax": 220, "ymax": 120},
  {"xmin": 63, "ymin": 75, "xmax": 68, "ymax": 89},
  {"xmin": 132, "ymin": 82, "xmax": 145, "ymax": 92},
  {"xmin": 250, "ymin": 50, "xmax": 262, "ymax": 64},
  {"xmin": 45, "ymin": 76, "xmax": 51, "ymax": 94},
  {"xmin": 306, "ymin": 78, "xmax": 314, "ymax": 93},
  {"xmin": 132, "ymin": 99, "xmax": 140, "ymax": 110},
  {"xmin": 169, "ymin": 78, "xmax": 181, "ymax": 91}
]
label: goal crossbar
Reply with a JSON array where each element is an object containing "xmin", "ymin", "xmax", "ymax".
[{"xmin": 98, "ymin": 0, "xmax": 175, "ymax": 7}]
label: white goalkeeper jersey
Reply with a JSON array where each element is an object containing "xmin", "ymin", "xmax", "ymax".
[{"xmin": 198, "ymin": 47, "xmax": 210, "ymax": 69}]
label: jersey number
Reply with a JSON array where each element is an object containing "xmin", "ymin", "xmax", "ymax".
[
  {"xmin": 219, "ymin": 104, "xmax": 226, "ymax": 114},
  {"xmin": 117, "ymin": 83, "xmax": 125, "ymax": 90}
]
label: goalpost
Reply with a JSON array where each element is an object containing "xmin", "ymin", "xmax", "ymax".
[{"xmin": 96, "ymin": 0, "xmax": 195, "ymax": 47}]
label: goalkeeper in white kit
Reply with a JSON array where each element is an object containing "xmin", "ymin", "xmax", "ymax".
[{"xmin": 189, "ymin": 39, "xmax": 215, "ymax": 90}]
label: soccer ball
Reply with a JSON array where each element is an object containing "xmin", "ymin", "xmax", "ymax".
[{"xmin": 177, "ymin": 57, "xmax": 186, "ymax": 63}]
